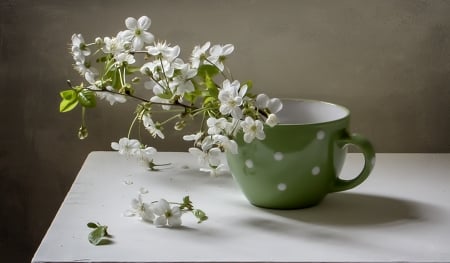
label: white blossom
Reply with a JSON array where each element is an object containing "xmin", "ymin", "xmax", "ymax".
[
  {"xmin": 140, "ymin": 59, "xmax": 174, "ymax": 79},
  {"xmin": 121, "ymin": 16, "xmax": 154, "ymax": 50},
  {"xmin": 124, "ymin": 195, "xmax": 155, "ymax": 222},
  {"xmin": 84, "ymin": 71, "xmax": 97, "ymax": 85},
  {"xmin": 188, "ymin": 147, "xmax": 221, "ymax": 167},
  {"xmin": 206, "ymin": 117, "xmax": 228, "ymax": 135},
  {"xmin": 191, "ymin": 41, "xmax": 210, "ymax": 68},
  {"xmin": 102, "ymin": 35, "xmax": 128, "ymax": 55},
  {"xmin": 134, "ymin": 146, "xmax": 157, "ymax": 162},
  {"xmin": 111, "ymin": 137, "xmax": 141, "ymax": 155},
  {"xmin": 114, "ymin": 52, "xmax": 136, "ymax": 67},
  {"xmin": 218, "ymin": 80, "xmax": 247, "ymax": 119},
  {"xmin": 171, "ymin": 64, "xmax": 197, "ymax": 96},
  {"xmin": 207, "ymin": 44, "xmax": 234, "ymax": 71},
  {"xmin": 142, "ymin": 114, "xmax": 165, "ymax": 139},
  {"xmin": 151, "ymin": 199, "xmax": 182, "ymax": 227},
  {"xmin": 73, "ymin": 57, "xmax": 98, "ymax": 80},
  {"xmin": 240, "ymin": 117, "xmax": 266, "ymax": 143},
  {"xmin": 200, "ymin": 164, "xmax": 228, "ymax": 177},
  {"xmin": 71, "ymin": 33, "xmax": 90, "ymax": 58},
  {"xmin": 213, "ymin": 135, "xmax": 238, "ymax": 154},
  {"xmin": 146, "ymin": 41, "xmax": 180, "ymax": 62},
  {"xmin": 255, "ymin": 94, "xmax": 283, "ymax": 114},
  {"xmin": 85, "ymin": 73, "xmax": 126, "ymax": 105}
]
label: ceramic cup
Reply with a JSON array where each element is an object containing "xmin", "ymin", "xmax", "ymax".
[{"xmin": 226, "ymin": 99, "xmax": 375, "ymax": 209}]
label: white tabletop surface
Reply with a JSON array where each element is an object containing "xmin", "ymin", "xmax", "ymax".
[{"xmin": 32, "ymin": 152, "xmax": 450, "ymax": 263}]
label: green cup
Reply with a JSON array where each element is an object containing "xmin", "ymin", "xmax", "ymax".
[{"xmin": 226, "ymin": 99, "xmax": 375, "ymax": 209}]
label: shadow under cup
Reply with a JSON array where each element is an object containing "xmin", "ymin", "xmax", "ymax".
[{"xmin": 226, "ymin": 99, "xmax": 376, "ymax": 209}]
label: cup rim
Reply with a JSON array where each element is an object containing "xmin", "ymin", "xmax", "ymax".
[{"xmin": 277, "ymin": 98, "xmax": 350, "ymax": 126}]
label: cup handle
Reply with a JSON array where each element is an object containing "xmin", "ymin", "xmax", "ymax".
[{"xmin": 330, "ymin": 133, "xmax": 376, "ymax": 192}]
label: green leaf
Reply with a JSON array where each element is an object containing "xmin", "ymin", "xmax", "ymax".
[
  {"xmin": 87, "ymin": 222, "xmax": 98, "ymax": 229},
  {"xmin": 60, "ymin": 89, "xmax": 76, "ymax": 100},
  {"xmin": 60, "ymin": 98, "xmax": 79, "ymax": 112},
  {"xmin": 59, "ymin": 90, "xmax": 79, "ymax": 112},
  {"xmin": 196, "ymin": 64, "xmax": 219, "ymax": 79},
  {"xmin": 203, "ymin": 96, "xmax": 217, "ymax": 106},
  {"xmin": 180, "ymin": 196, "xmax": 193, "ymax": 210},
  {"xmin": 108, "ymin": 69, "xmax": 122, "ymax": 90},
  {"xmin": 88, "ymin": 226, "xmax": 108, "ymax": 246},
  {"xmin": 194, "ymin": 209, "xmax": 208, "ymax": 223},
  {"xmin": 204, "ymin": 73, "xmax": 217, "ymax": 91},
  {"xmin": 77, "ymin": 89, "xmax": 96, "ymax": 108}
]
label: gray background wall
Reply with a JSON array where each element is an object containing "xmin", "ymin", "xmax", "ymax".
[{"xmin": 1, "ymin": 0, "xmax": 449, "ymax": 261}]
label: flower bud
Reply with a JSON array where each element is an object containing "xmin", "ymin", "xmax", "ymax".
[
  {"xmin": 268, "ymin": 98, "xmax": 283, "ymax": 113},
  {"xmin": 256, "ymin": 93, "xmax": 269, "ymax": 108},
  {"xmin": 265, "ymin": 114, "xmax": 279, "ymax": 128}
]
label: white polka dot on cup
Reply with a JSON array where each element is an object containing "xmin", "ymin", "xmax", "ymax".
[
  {"xmin": 312, "ymin": 166, "xmax": 320, "ymax": 176},
  {"xmin": 277, "ymin": 183, "xmax": 287, "ymax": 191},
  {"xmin": 316, "ymin": 130, "xmax": 325, "ymax": 140},
  {"xmin": 274, "ymin": 152, "xmax": 284, "ymax": 161},
  {"xmin": 245, "ymin": 159, "xmax": 254, "ymax": 168}
]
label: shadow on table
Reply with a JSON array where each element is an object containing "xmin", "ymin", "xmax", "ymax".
[{"xmin": 254, "ymin": 192, "xmax": 438, "ymax": 227}]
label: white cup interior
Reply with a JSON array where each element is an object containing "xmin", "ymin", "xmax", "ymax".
[{"xmin": 277, "ymin": 99, "xmax": 349, "ymax": 125}]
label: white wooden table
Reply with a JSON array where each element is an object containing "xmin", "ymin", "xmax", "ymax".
[{"xmin": 32, "ymin": 152, "xmax": 450, "ymax": 263}]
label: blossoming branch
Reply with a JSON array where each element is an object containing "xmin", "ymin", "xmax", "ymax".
[{"xmin": 61, "ymin": 15, "xmax": 283, "ymax": 175}]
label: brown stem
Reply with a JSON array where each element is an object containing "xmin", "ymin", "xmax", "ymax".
[{"xmin": 85, "ymin": 87, "xmax": 197, "ymax": 109}]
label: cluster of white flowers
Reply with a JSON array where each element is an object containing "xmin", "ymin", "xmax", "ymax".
[
  {"xmin": 64, "ymin": 15, "xmax": 283, "ymax": 175},
  {"xmin": 111, "ymin": 137, "xmax": 157, "ymax": 163},
  {"xmin": 124, "ymin": 195, "xmax": 183, "ymax": 227},
  {"xmin": 124, "ymin": 189, "xmax": 207, "ymax": 227}
]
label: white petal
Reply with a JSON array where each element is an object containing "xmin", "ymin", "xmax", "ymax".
[
  {"xmin": 206, "ymin": 117, "xmax": 217, "ymax": 128},
  {"xmin": 256, "ymin": 131, "xmax": 266, "ymax": 140},
  {"xmin": 222, "ymin": 44, "xmax": 235, "ymax": 55},
  {"xmin": 154, "ymin": 216, "xmax": 167, "ymax": 227},
  {"xmin": 111, "ymin": 142, "xmax": 120, "ymax": 150},
  {"xmin": 183, "ymin": 134, "xmax": 196, "ymax": 141},
  {"xmin": 209, "ymin": 45, "xmax": 221, "ymax": 56},
  {"xmin": 119, "ymin": 30, "xmax": 134, "ymax": 41},
  {"xmin": 231, "ymin": 107, "xmax": 243, "ymax": 119},
  {"xmin": 239, "ymin": 85, "xmax": 248, "ymax": 97},
  {"xmin": 141, "ymin": 204, "xmax": 155, "ymax": 222},
  {"xmin": 188, "ymin": 147, "xmax": 203, "ymax": 156},
  {"xmin": 125, "ymin": 17, "xmax": 137, "ymax": 30},
  {"xmin": 142, "ymin": 32, "xmax": 155, "ymax": 44},
  {"xmin": 243, "ymin": 133, "xmax": 254, "ymax": 143},
  {"xmin": 133, "ymin": 37, "xmax": 144, "ymax": 50},
  {"xmin": 268, "ymin": 98, "xmax": 283, "ymax": 113},
  {"xmin": 171, "ymin": 206, "xmax": 181, "ymax": 217},
  {"xmin": 222, "ymin": 79, "xmax": 231, "ymax": 89},
  {"xmin": 256, "ymin": 94, "xmax": 269, "ymax": 108},
  {"xmin": 137, "ymin": 16, "xmax": 151, "ymax": 30},
  {"xmin": 227, "ymin": 140, "xmax": 238, "ymax": 154},
  {"xmin": 167, "ymin": 216, "xmax": 182, "ymax": 227},
  {"xmin": 152, "ymin": 199, "xmax": 170, "ymax": 216}
]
